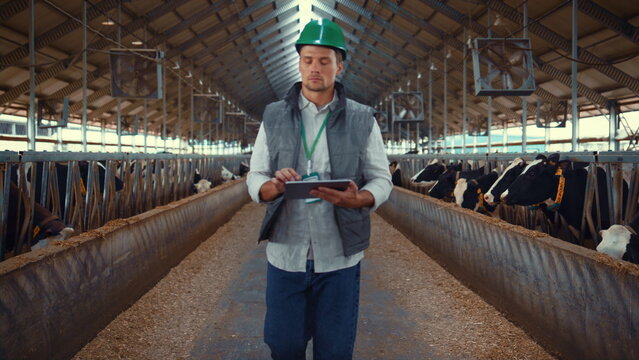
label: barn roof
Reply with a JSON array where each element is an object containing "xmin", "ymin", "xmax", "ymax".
[{"xmin": 1, "ymin": 0, "xmax": 638, "ymax": 144}]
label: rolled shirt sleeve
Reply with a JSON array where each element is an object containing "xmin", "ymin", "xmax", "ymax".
[
  {"xmin": 360, "ymin": 120, "xmax": 393, "ymax": 212},
  {"xmin": 247, "ymin": 123, "xmax": 273, "ymax": 203}
]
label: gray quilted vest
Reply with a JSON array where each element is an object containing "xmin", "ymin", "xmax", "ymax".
[{"xmin": 258, "ymin": 82, "xmax": 374, "ymax": 256}]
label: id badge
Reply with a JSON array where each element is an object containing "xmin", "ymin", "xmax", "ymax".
[{"xmin": 303, "ymin": 172, "xmax": 321, "ymax": 204}]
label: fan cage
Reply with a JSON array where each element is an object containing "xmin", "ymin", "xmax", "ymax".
[
  {"xmin": 374, "ymin": 110, "xmax": 389, "ymax": 133},
  {"xmin": 391, "ymin": 92, "xmax": 425, "ymax": 123},
  {"xmin": 471, "ymin": 38, "xmax": 536, "ymax": 97},
  {"xmin": 109, "ymin": 49, "xmax": 165, "ymax": 99},
  {"xmin": 37, "ymin": 98, "xmax": 69, "ymax": 129},
  {"xmin": 535, "ymin": 100, "xmax": 568, "ymax": 128},
  {"xmin": 118, "ymin": 114, "xmax": 139, "ymax": 135},
  {"xmin": 192, "ymin": 94, "xmax": 220, "ymax": 123}
]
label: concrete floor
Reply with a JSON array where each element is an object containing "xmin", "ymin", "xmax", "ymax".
[{"xmin": 189, "ymin": 245, "xmax": 437, "ymax": 360}]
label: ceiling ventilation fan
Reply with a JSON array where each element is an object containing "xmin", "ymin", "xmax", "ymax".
[
  {"xmin": 391, "ymin": 92, "xmax": 425, "ymax": 123},
  {"xmin": 374, "ymin": 110, "xmax": 389, "ymax": 133},
  {"xmin": 535, "ymin": 100, "xmax": 568, "ymax": 128},
  {"xmin": 468, "ymin": 115, "xmax": 489, "ymax": 136},
  {"xmin": 110, "ymin": 49, "xmax": 164, "ymax": 99},
  {"xmin": 192, "ymin": 94, "xmax": 219, "ymax": 123},
  {"xmin": 118, "ymin": 114, "xmax": 139, "ymax": 135},
  {"xmin": 471, "ymin": 38, "xmax": 535, "ymax": 96},
  {"xmin": 37, "ymin": 97, "xmax": 69, "ymax": 128}
]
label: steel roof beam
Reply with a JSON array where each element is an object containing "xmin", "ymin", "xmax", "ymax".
[
  {"xmin": 251, "ymin": 14, "xmax": 300, "ymax": 44},
  {"xmin": 477, "ymin": 0, "xmax": 639, "ymax": 98},
  {"xmin": 0, "ymin": 0, "xmax": 197, "ymax": 106},
  {"xmin": 0, "ymin": 0, "xmax": 29, "ymax": 23},
  {"xmin": 387, "ymin": 0, "xmax": 606, "ymax": 109},
  {"xmin": 255, "ymin": 25, "xmax": 300, "ymax": 53},
  {"xmin": 577, "ymin": 0, "xmax": 639, "ymax": 44},
  {"xmin": 258, "ymin": 37, "xmax": 299, "ymax": 61},
  {"xmin": 244, "ymin": 1, "xmax": 298, "ymax": 33},
  {"xmin": 313, "ymin": 4, "xmax": 414, "ymax": 68},
  {"xmin": 1, "ymin": 0, "xmax": 120, "ymax": 66}
]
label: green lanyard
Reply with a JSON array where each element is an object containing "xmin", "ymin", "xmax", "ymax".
[{"xmin": 301, "ymin": 111, "xmax": 330, "ymax": 175}]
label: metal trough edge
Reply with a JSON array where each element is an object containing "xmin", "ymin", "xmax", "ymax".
[
  {"xmin": 0, "ymin": 180, "xmax": 250, "ymax": 360},
  {"xmin": 377, "ymin": 186, "xmax": 639, "ymax": 360}
]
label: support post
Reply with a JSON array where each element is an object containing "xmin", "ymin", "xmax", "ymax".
[
  {"xmin": 522, "ymin": 1, "xmax": 529, "ymax": 153},
  {"xmin": 608, "ymin": 101, "xmax": 619, "ymax": 151},
  {"xmin": 443, "ymin": 45, "xmax": 448, "ymax": 153},
  {"xmin": 28, "ymin": 0, "xmax": 36, "ymax": 151},
  {"xmin": 571, "ymin": 0, "xmax": 579, "ymax": 151},
  {"xmin": 462, "ymin": 28, "xmax": 468, "ymax": 154},
  {"xmin": 428, "ymin": 58, "xmax": 433, "ymax": 154}
]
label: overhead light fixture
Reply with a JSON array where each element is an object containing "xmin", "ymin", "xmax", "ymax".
[
  {"xmin": 417, "ymin": 73, "xmax": 422, "ymax": 79},
  {"xmin": 101, "ymin": 17, "xmax": 114, "ymax": 26},
  {"xmin": 185, "ymin": 71, "xmax": 192, "ymax": 78},
  {"xmin": 131, "ymin": 40, "xmax": 143, "ymax": 46}
]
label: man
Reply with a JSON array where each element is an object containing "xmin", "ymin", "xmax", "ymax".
[{"xmin": 247, "ymin": 18, "xmax": 392, "ymax": 360}]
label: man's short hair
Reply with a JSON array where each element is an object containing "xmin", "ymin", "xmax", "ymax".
[{"xmin": 334, "ymin": 49, "xmax": 343, "ymax": 64}]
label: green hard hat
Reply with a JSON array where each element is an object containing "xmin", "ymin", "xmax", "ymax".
[{"xmin": 295, "ymin": 19, "xmax": 347, "ymax": 60}]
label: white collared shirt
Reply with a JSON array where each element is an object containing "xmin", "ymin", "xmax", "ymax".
[{"xmin": 247, "ymin": 91, "xmax": 392, "ymax": 273}]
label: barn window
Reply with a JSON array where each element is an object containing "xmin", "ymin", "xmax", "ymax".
[
  {"xmin": 14, "ymin": 124, "xmax": 26, "ymax": 135},
  {"xmin": 0, "ymin": 122, "xmax": 12, "ymax": 134}
]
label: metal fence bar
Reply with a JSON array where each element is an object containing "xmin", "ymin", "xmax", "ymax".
[
  {"xmin": 0, "ymin": 152, "xmax": 250, "ymax": 261},
  {"xmin": 378, "ymin": 187, "xmax": 639, "ymax": 360}
]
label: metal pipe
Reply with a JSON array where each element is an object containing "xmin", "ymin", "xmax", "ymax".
[
  {"xmin": 116, "ymin": 3, "xmax": 122, "ymax": 153},
  {"xmin": 428, "ymin": 58, "xmax": 433, "ymax": 154},
  {"xmin": 443, "ymin": 45, "xmax": 448, "ymax": 153},
  {"xmin": 522, "ymin": 1, "xmax": 529, "ymax": 153},
  {"xmin": 28, "ymin": 0, "xmax": 36, "ymax": 151},
  {"xmin": 608, "ymin": 102, "xmax": 618, "ymax": 151},
  {"xmin": 162, "ymin": 43, "xmax": 168, "ymax": 152},
  {"xmin": 572, "ymin": 0, "xmax": 579, "ymax": 151},
  {"xmin": 462, "ymin": 28, "xmax": 467, "ymax": 153}
]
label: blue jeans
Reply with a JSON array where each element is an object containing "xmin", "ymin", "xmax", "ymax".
[{"xmin": 264, "ymin": 260, "xmax": 361, "ymax": 360}]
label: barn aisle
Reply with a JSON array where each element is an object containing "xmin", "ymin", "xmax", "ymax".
[{"xmin": 72, "ymin": 202, "xmax": 555, "ymax": 360}]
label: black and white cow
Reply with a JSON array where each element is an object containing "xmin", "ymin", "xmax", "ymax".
[
  {"xmin": 410, "ymin": 159, "xmax": 447, "ymax": 188},
  {"xmin": 239, "ymin": 161, "xmax": 250, "ymax": 177},
  {"xmin": 24, "ymin": 161, "xmax": 124, "ymax": 215},
  {"xmin": 389, "ymin": 161, "xmax": 402, "ymax": 187},
  {"xmin": 192, "ymin": 168, "xmax": 212, "ymax": 193},
  {"xmin": 597, "ymin": 213, "xmax": 639, "ymax": 264},
  {"xmin": 5, "ymin": 182, "xmax": 75, "ymax": 256},
  {"xmin": 221, "ymin": 166, "xmax": 240, "ymax": 182},
  {"xmin": 483, "ymin": 157, "xmax": 527, "ymax": 205},
  {"xmin": 501, "ymin": 153, "xmax": 622, "ymax": 241},
  {"xmin": 429, "ymin": 165, "xmax": 484, "ymax": 200},
  {"xmin": 454, "ymin": 170, "xmax": 499, "ymax": 212}
]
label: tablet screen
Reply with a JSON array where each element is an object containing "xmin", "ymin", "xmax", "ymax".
[{"xmin": 283, "ymin": 179, "xmax": 351, "ymax": 199}]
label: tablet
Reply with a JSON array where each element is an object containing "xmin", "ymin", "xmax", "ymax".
[{"xmin": 283, "ymin": 179, "xmax": 351, "ymax": 199}]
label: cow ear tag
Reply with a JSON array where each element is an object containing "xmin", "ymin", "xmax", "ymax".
[{"xmin": 303, "ymin": 172, "xmax": 321, "ymax": 204}]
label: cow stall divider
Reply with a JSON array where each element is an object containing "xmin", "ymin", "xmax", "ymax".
[
  {"xmin": 0, "ymin": 151, "xmax": 251, "ymax": 261},
  {"xmin": 378, "ymin": 186, "xmax": 639, "ymax": 360},
  {"xmin": 0, "ymin": 179, "xmax": 250, "ymax": 360},
  {"xmin": 391, "ymin": 151, "xmax": 639, "ymax": 246}
]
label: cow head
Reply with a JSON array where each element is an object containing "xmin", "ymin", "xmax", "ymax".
[
  {"xmin": 455, "ymin": 170, "xmax": 499, "ymax": 211},
  {"xmin": 221, "ymin": 166, "xmax": 237, "ymax": 182},
  {"xmin": 239, "ymin": 161, "xmax": 250, "ymax": 177},
  {"xmin": 410, "ymin": 159, "xmax": 446, "ymax": 187},
  {"xmin": 598, "ymin": 225, "xmax": 635, "ymax": 260},
  {"xmin": 428, "ymin": 163, "xmax": 463, "ymax": 199},
  {"xmin": 389, "ymin": 161, "xmax": 399, "ymax": 174},
  {"xmin": 484, "ymin": 157, "xmax": 526, "ymax": 205},
  {"xmin": 501, "ymin": 153, "xmax": 560, "ymax": 206}
]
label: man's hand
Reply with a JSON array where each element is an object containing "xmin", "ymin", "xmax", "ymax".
[
  {"xmin": 259, "ymin": 168, "xmax": 301, "ymax": 202},
  {"xmin": 309, "ymin": 181, "xmax": 375, "ymax": 208}
]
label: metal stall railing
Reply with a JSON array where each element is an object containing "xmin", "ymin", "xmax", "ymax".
[
  {"xmin": 0, "ymin": 152, "xmax": 250, "ymax": 261},
  {"xmin": 389, "ymin": 151, "xmax": 639, "ymax": 247},
  {"xmin": 378, "ymin": 187, "xmax": 639, "ymax": 360}
]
